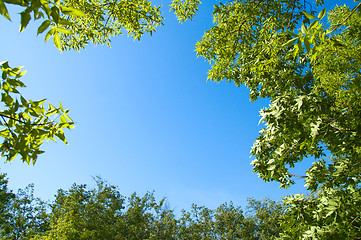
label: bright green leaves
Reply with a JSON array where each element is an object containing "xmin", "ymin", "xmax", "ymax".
[
  {"xmin": 285, "ymin": 8, "xmax": 327, "ymax": 60},
  {"xmin": 170, "ymin": 0, "xmax": 201, "ymax": 23},
  {"xmin": 52, "ymin": 0, "xmax": 164, "ymax": 51},
  {"xmin": 281, "ymin": 176, "xmax": 361, "ymax": 239},
  {"xmin": 0, "ymin": 62, "xmax": 74, "ymax": 165},
  {"xmin": 196, "ymin": 0, "xmax": 306, "ymax": 100},
  {"xmin": 0, "ymin": 0, "xmax": 83, "ymax": 50},
  {"xmin": 0, "ymin": 0, "xmax": 11, "ymax": 20}
]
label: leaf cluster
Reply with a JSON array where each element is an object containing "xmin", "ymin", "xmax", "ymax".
[{"xmin": 0, "ymin": 62, "xmax": 74, "ymax": 164}]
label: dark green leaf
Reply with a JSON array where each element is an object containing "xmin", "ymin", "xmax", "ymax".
[
  {"xmin": 304, "ymin": 37, "xmax": 311, "ymax": 52},
  {"xmin": 19, "ymin": 11, "xmax": 31, "ymax": 32},
  {"xmin": 0, "ymin": 0, "xmax": 11, "ymax": 21},
  {"xmin": 37, "ymin": 20, "xmax": 51, "ymax": 35},
  {"xmin": 50, "ymin": 6, "xmax": 59, "ymax": 24}
]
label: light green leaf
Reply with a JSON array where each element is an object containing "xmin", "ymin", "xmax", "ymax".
[
  {"xmin": 0, "ymin": 129, "xmax": 10, "ymax": 137},
  {"xmin": 59, "ymin": 101, "xmax": 64, "ymax": 112},
  {"xmin": 302, "ymin": 11, "xmax": 317, "ymax": 20},
  {"xmin": 60, "ymin": 115, "xmax": 67, "ymax": 123},
  {"xmin": 53, "ymin": 32, "xmax": 61, "ymax": 51},
  {"xmin": 301, "ymin": 23, "xmax": 307, "ymax": 34},
  {"xmin": 318, "ymin": 8, "xmax": 326, "ymax": 19},
  {"xmin": 44, "ymin": 28, "xmax": 55, "ymax": 42},
  {"xmin": 55, "ymin": 27, "xmax": 72, "ymax": 35},
  {"xmin": 283, "ymin": 38, "xmax": 297, "ymax": 47},
  {"xmin": 309, "ymin": 20, "xmax": 319, "ymax": 29},
  {"xmin": 60, "ymin": 5, "xmax": 85, "ymax": 17}
]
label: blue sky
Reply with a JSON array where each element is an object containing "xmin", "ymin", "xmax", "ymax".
[{"xmin": 0, "ymin": 0, "xmax": 348, "ymax": 212}]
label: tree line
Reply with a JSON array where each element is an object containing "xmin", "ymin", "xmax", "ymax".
[{"xmin": 0, "ymin": 173, "xmax": 285, "ymax": 239}]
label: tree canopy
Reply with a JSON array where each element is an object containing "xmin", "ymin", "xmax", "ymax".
[{"xmin": 195, "ymin": 0, "xmax": 361, "ymax": 238}]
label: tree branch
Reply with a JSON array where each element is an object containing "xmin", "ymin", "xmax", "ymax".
[
  {"xmin": 288, "ymin": 172, "xmax": 307, "ymax": 178},
  {"xmin": 0, "ymin": 115, "xmax": 17, "ymax": 140},
  {"xmin": 0, "ymin": 113, "xmax": 50, "ymax": 126}
]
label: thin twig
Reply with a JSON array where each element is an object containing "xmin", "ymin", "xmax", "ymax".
[
  {"xmin": 105, "ymin": 0, "xmax": 117, "ymax": 26},
  {"xmin": 0, "ymin": 114, "xmax": 50, "ymax": 126},
  {"xmin": 288, "ymin": 172, "xmax": 307, "ymax": 178},
  {"xmin": 232, "ymin": 0, "xmax": 262, "ymax": 52}
]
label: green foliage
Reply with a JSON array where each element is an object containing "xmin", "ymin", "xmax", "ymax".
[
  {"xmin": 1, "ymin": 0, "xmax": 164, "ymax": 51},
  {"xmin": 178, "ymin": 198, "xmax": 284, "ymax": 239},
  {"xmin": 0, "ymin": 173, "xmax": 15, "ymax": 236},
  {"xmin": 0, "ymin": 61, "xmax": 74, "ymax": 165},
  {"xmin": 41, "ymin": 178, "xmax": 125, "ymax": 240},
  {"xmin": 196, "ymin": 0, "xmax": 361, "ymax": 238},
  {"xmin": 0, "ymin": 174, "xmax": 286, "ymax": 239},
  {"xmin": 37, "ymin": 178, "xmax": 177, "ymax": 240},
  {"xmin": 2, "ymin": 184, "xmax": 49, "ymax": 239},
  {"xmin": 170, "ymin": 0, "xmax": 201, "ymax": 23}
]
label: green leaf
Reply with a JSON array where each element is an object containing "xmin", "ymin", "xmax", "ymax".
[
  {"xmin": 302, "ymin": 11, "xmax": 316, "ymax": 20},
  {"xmin": 37, "ymin": 20, "xmax": 51, "ymax": 35},
  {"xmin": 19, "ymin": 11, "xmax": 31, "ymax": 32},
  {"xmin": 55, "ymin": 27, "xmax": 72, "ymax": 35},
  {"xmin": 283, "ymin": 38, "xmax": 297, "ymax": 47},
  {"xmin": 60, "ymin": 5, "xmax": 85, "ymax": 17},
  {"xmin": 55, "ymin": 131, "xmax": 67, "ymax": 143},
  {"xmin": 304, "ymin": 37, "xmax": 311, "ymax": 52},
  {"xmin": 53, "ymin": 32, "xmax": 61, "ymax": 51},
  {"xmin": 50, "ymin": 6, "xmax": 60, "ymax": 24},
  {"xmin": 20, "ymin": 96, "xmax": 27, "ymax": 106},
  {"xmin": 58, "ymin": 17, "xmax": 72, "ymax": 26},
  {"xmin": 41, "ymin": 1, "xmax": 51, "ymax": 18},
  {"xmin": 0, "ymin": 129, "xmax": 10, "ymax": 137},
  {"xmin": 318, "ymin": 8, "xmax": 326, "ymax": 19},
  {"xmin": 287, "ymin": 31, "xmax": 299, "ymax": 38},
  {"xmin": 44, "ymin": 28, "xmax": 55, "ymax": 42},
  {"xmin": 309, "ymin": 20, "xmax": 319, "ymax": 30},
  {"xmin": 59, "ymin": 101, "xmax": 64, "ymax": 112},
  {"xmin": 0, "ymin": 0, "xmax": 11, "ymax": 21},
  {"xmin": 301, "ymin": 23, "xmax": 307, "ymax": 34},
  {"xmin": 297, "ymin": 39, "xmax": 303, "ymax": 53}
]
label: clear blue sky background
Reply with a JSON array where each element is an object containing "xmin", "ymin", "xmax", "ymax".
[{"xmin": 0, "ymin": 0, "xmax": 352, "ymax": 212}]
